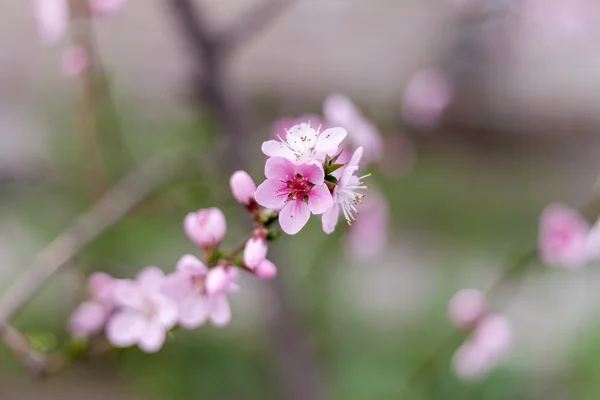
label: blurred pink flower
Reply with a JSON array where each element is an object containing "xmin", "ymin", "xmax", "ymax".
[
  {"xmin": 162, "ymin": 255, "xmax": 237, "ymax": 329},
  {"xmin": 69, "ymin": 301, "xmax": 108, "ymax": 338},
  {"xmin": 322, "ymin": 147, "xmax": 367, "ymax": 234},
  {"xmin": 33, "ymin": 0, "xmax": 69, "ymax": 45},
  {"xmin": 538, "ymin": 203, "xmax": 589, "ymax": 269},
  {"xmin": 89, "ymin": 0, "xmax": 126, "ymax": 16},
  {"xmin": 271, "ymin": 114, "xmax": 324, "ymax": 140},
  {"xmin": 230, "ymin": 170, "xmax": 256, "ymax": 205},
  {"xmin": 61, "ymin": 46, "xmax": 89, "ymax": 76},
  {"xmin": 584, "ymin": 219, "xmax": 600, "ymax": 261},
  {"xmin": 106, "ymin": 266, "xmax": 178, "ymax": 353},
  {"xmin": 523, "ymin": 0, "xmax": 598, "ymax": 40},
  {"xmin": 255, "ymin": 259, "xmax": 278, "ymax": 280},
  {"xmin": 323, "ymin": 94, "xmax": 384, "ymax": 164},
  {"xmin": 255, "ymin": 157, "xmax": 333, "ymax": 235},
  {"xmin": 262, "ymin": 122, "xmax": 347, "ymax": 163},
  {"xmin": 448, "ymin": 289, "xmax": 487, "ymax": 330},
  {"xmin": 244, "ymin": 234, "xmax": 268, "ymax": 269},
  {"xmin": 453, "ymin": 314, "xmax": 512, "ymax": 381},
  {"xmin": 402, "ymin": 68, "xmax": 453, "ymax": 128},
  {"xmin": 184, "ymin": 207, "xmax": 227, "ymax": 248},
  {"xmin": 345, "ymin": 190, "xmax": 389, "ymax": 260}
]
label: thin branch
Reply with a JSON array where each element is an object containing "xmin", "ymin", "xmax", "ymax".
[
  {"xmin": 1, "ymin": 325, "xmax": 49, "ymax": 376},
  {"xmin": 0, "ymin": 154, "xmax": 184, "ymax": 335},
  {"xmin": 220, "ymin": 0, "xmax": 299, "ymax": 56}
]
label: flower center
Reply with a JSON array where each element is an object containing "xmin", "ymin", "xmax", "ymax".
[{"xmin": 276, "ymin": 174, "xmax": 313, "ymax": 202}]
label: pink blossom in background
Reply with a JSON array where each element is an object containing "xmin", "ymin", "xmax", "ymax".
[
  {"xmin": 255, "ymin": 259, "xmax": 278, "ymax": 280},
  {"xmin": 262, "ymin": 122, "xmax": 347, "ymax": 163},
  {"xmin": 89, "ymin": 0, "xmax": 126, "ymax": 16},
  {"xmin": 402, "ymin": 68, "xmax": 453, "ymax": 128},
  {"xmin": 448, "ymin": 289, "xmax": 487, "ymax": 330},
  {"xmin": 230, "ymin": 170, "xmax": 256, "ymax": 205},
  {"xmin": 453, "ymin": 314, "xmax": 512, "ymax": 381},
  {"xmin": 345, "ymin": 190, "xmax": 389, "ymax": 261},
  {"xmin": 522, "ymin": 0, "xmax": 598, "ymax": 40},
  {"xmin": 322, "ymin": 147, "xmax": 367, "ymax": 234},
  {"xmin": 538, "ymin": 203, "xmax": 589, "ymax": 269},
  {"xmin": 323, "ymin": 94, "xmax": 384, "ymax": 164},
  {"xmin": 162, "ymin": 255, "xmax": 237, "ymax": 329},
  {"xmin": 33, "ymin": 0, "xmax": 69, "ymax": 45},
  {"xmin": 244, "ymin": 234, "xmax": 268, "ymax": 269},
  {"xmin": 584, "ymin": 219, "xmax": 600, "ymax": 261},
  {"xmin": 61, "ymin": 46, "xmax": 89, "ymax": 76},
  {"xmin": 271, "ymin": 114, "xmax": 324, "ymax": 140},
  {"xmin": 254, "ymin": 157, "xmax": 333, "ymax": 235},
  {"xmin": 184, "ymin": 207, "xmax": 227, "ymax": 248},
  {"xmin": 106, "ymin": 266, "xmax": 178, "ymax": 353},
  {"xmin": 68, "ymin": 272, "xmax": 116, "ymax": 338}
]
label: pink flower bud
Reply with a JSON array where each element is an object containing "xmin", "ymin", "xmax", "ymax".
[
  {"xmin": 538, "ymin": 203, "xmax": 588, "ymax": 269},
  {"xmin": 230, "ymin": 171, "xmax": 257, "ymax": 205},
  {"xmin": 89, "ymin": 0, "xmax": 126, "ymax": 16},
  {"xmin": 184, "ymin": 208, "xmax": 226, "ymax": 248},
  {"xmin": 69, "ymin": 301, "xmax": 107, "ymax": 338},
  {"xmin": 472, "ymin": 314, "xmax": 512, "ymax": 359},
  {"xmin": 448, "ymin": 289, "xmax": 487, "ymax": 329},
  {"xmin": 61, "ymin": 46, "xmax": 89, "ymax": 77},
  {"xmin": 243, "ymin": 236, "xmax": 268, "ymax": 269},
  {"xmin": 255, "ymin": 259, "xmax": 277, "ymax": 280},
  {"xmin": 206, "ymin": 266, "xmax": 230, "ymax": 296}
]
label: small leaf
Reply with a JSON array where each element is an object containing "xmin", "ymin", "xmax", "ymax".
[
  {"xmin": 329, "ymin": 149, "xmax": 344, "ymax": 164},
  {"xmin": 325, "ymin": 175, "xmax": 338, "ymax": 184},
  {"xmin": 325, "ymin": 163, "xmax": 345, "ymax": 175}
]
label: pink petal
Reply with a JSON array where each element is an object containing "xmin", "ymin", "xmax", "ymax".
[
  {"xmin": 295, "ymin": 161, "xmax": 325, "ymax": 185},
  {"xmin": 61, "ymin": 46, "xmax": 89, "ymax": 77},
  {"xmin": 69, "ymin": 301, "xmax": 107, "ymax": 338},
  {"xmin": 161, "ymin": 272, "xmax": 193, "ymax": 300},
  {"xmin": 106, "ymin": 310, "xmax": 146, "ymax": 348},
  {"xmin": 308, "ymin": 184, "xmax": 333, "ymax": 215},
  {"xmin": 112, "ymin": 279, "xmax": 144, "ymax": 309},
  {"xmin": 323, "ymin": 94, "xmax": 362, "ymax": 127},
  {"xmin": 348, "ymin": 146, "xmax": 364, "ymax": 169},
  {"xmin": 448, "ymin": 289, "xmax": 487, "ymax": 329},
  {"xmin": 89, "ymin": 0, "xmax": 126, "ymax": 16},
  {"xmin": 255, "ymin": 259, "xmax": 278, "ymax": 280},
  {"xmin": 453, "ymin": 341, "xmax": 493, "ymax": 381},
  {"xmin": 472, "ymin": 314, "xmax": 512, "ymax": 359},
  {"xmin": 264, "ymin": 156, "xmax": 295, "ymax": 180},
  {"xmin": 315, "ymin": 127, "xmax": 347, "ymax": 156},
  {"xmin": 243, "ymin": 236, "xmax": 268, "ymax": 269},
  {"xmin": 206, "ymin": 266, "xmax": 230, "ymax": 296},
  {"xmin": 261, "ymin": 140, "xmax": 296, "ymax": 160},
  {"xmin": 279, "ymin": 200, "xmax": 310, "ymax": 235},
  {"xmin": 209, "ymin": 294, "xmax": 231, "ymax": 327},
  {"xmin": 322, "ymin": 204, "xmax": 340, "ymax": 234},
  {"xmin": 584, "ymin": 218, "xmax": 600, "ymax": 261},
  {"xmin": 254, "ymin": 179, "xmax": 288, "ymax": 209},
  {"xmin": 538, "ymin": 203, "xmax": 589, "ymax": 268},
  {"xmin": 286, "ymin": 123, "xmax": 317, "ymax": 150},
  {"xmin": 154, "ymin": 297, "xmax": 179, "ymax": 328},
  {"xmin": 138, "ymin": 321, "xmax": 166, "ymax": 353},
  {"xmin": 136, "ymin": 266, "xmax": 165, "ymax": 294},
  {"xmin": 176, "ymin": 254, "xmax": 207, "ymax": 276},
  {"xmin": 87, "ymin": 272, "xmax": 114, "ymax": 304},
  {"xmin": 230, "ymin": 170, "xmax": 257, "ymax": 205},
  {"xmin": 179, "ymin": 296, "xmax": 209, "ymax": 329},
  {"xmin": 33, "ymin": 0, "xmax": 69, "ymax": 45}
]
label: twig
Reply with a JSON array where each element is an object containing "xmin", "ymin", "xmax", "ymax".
[
  {"xmin": 0, "ymin": 154, "xmax": 185, "ymax": 364},
  {"xmin": 1, "ymin": 325, "xmax": 48, "ymax": 376}
]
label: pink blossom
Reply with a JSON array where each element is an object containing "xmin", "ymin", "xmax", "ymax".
[
  {"xmin": 254, "ymin": 157, "xmax": 333, "ymax": 235},
  {"xmin": 538, "ymin": 203, "xmax": 589, "ymax": 269},
  {"xmin": 322, "ymin": 147, "xmax": 367, "ymax": 234},
  {"xmin": 89, "ymin": 0, "xmax": 126, "ymax": 16},
  {"xmin": 345, "ymin": 189, "xmax": 389, "ymax": 260},
  {"xmin": 161, "ymin": 255, "xmax": 237, "ymax": 329},
  {"xmin": 402, "ymin": 68, "xmax": 453, "ymax": 127},
  {"xmin": 87, "ymin": 272, "xmax": 115, "ymax": 307},
  {"xmin": 244, "ymin": 235, "xmax": 268, "ymax": 269},
  {"xmin": 61, "ymin": 46, "xmax": 89, "ymax": 77},
  {"xmin": 448, "ymin": 289, "xmax": 487, "ymax": 329},
  {"xmin": 33, "ymin": 0, "xmax": 69, "ymax": 45},
  {"xmin": 262, "ymin": 122, "xmax": 347, "ymax": 163},
  {"xmin": 323, "ymin": 94, "xmax": 384, "ymax": 164},
  {"xmin": 230, "ymin": 170, "xmax": 256, "ymax": 205},
  {"xmin": 69, "ymin": 301, "xmax": 108, "ymax": 338},
  {"xmin": 255, "ymin": 259, "xmax": 277, "ymax": 280},
  {"xmin": 272, "ymin": 115, "xmax": 324, "ymax": 140},
  {"xmin": 453, "ymin": 314, "xmax": 512, "ymax": 381},
  {"xmin": 106, "ymin": 266, "xmax": 178, "ymax": 353},
  {"xmin": 184, "ymin": 208, "xmax": 226, "ymax": 248},
  {"xmin": 584, "ymin": 219, "xmax": 600, "ymax": 261}
]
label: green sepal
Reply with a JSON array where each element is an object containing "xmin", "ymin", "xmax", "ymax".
[
  {"xmin": 325, "ymin": 175, "xmax": 338, "ymax": 184},
  {"xmin": 325, "ymin": 163, "xmax": 345, "ymax": 175}
]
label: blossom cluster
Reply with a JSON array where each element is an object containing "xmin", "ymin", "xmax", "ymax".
[
  {"xmin": 68, "ymin": 116, "xmax": 371, "ymax": 352},
  {"xmin": 538, "ymin": 203, "xmax": 600, "ymax": 269},
  {"xmin": 448, "ymin": 289, "xmax": 513, "ymax": 381}
]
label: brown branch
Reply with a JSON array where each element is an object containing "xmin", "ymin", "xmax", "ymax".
[{"xmin": 0, "ymin": 154, "xmax": 186, "ymax": 374}]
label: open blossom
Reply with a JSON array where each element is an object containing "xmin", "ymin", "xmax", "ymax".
[
  {"xmin": 453, "ymin": 314, "xmax": 512, "ymax": 381},
  {"xmin": 322, "ymin": 147, "xmax": 368, "ymax": 234},
  {"xmin": 69, "ymin": 272, "xmax": 116, "ymax": 338},
  {"xmin": 323, "ymin": 94, "xmax": 384, "ymax": 164},
  {"xmin": 162, "ymin": 255, "xmax": 237, "ymax": 329},
  {"xmin": 106, "ymin": 267, "xmax": 178, "ymax": 353},
  {"xmin": 254, "ymin": 157, "xmax": 333, "ymax": 235},
  {"xmin": 230, "ymin": 170, "xmax": 256, "ymax": 205},
  {"xmin": 538, "ymin": 203, "xmax": 600, "ymax": 268},
  {"xmin": 448, "ymin": 289, "xmax": 487, "ymax": 330},
  {"xmin": 184, "ymin": 208, "xmax": 226, "ymax": 248},
  {"xmin": 262, "ymin": 122, "xmax": 347, "ymax": 163},
  {"xmin": 244, "ymin": 234, "xmax": 268, "ymax": 269}
]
